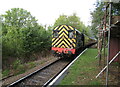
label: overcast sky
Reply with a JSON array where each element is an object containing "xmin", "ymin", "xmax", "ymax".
[{"xmin": 0, "ymin": 0, "xmax": 97, "ymax": 26}]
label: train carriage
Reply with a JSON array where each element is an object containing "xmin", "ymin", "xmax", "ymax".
[{"xmin": 51, "ymin": 25, "xmax": 84, "ymax": 57}]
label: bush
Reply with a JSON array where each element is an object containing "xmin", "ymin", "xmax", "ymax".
[{"xmin": 2, "ymin": 8, "xmax": 53, "ymax": 72}]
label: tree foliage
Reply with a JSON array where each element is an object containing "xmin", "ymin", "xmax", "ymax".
[
  {"xmin": 112, "ymin": 3, "xmax": 120, "ymax": 16},
  {"xmin": 54, "ymin": 13, "xmax": 87, "ymax": 33},
  {"xmin": 90, "ymin": 2, "xmax": 120, "ymax": 37},
  {"xmin": 2, "ymin": 8, "xmax": 38, "ymax": 28},
  {"xmin": 90, "ymin": 2, "xmax": 105, "ymax": 36},
  {"xmin": 2, "ymin": 8, "xmax": 51, "ymax": 59}
]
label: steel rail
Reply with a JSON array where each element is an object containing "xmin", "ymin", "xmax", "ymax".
[
  {"xmin": 7, "ymin": 59, "xmax": 61, "ymax": 87},
  {"xmin": 6, "ymin": 47, "xmax": 90, "ymax": 87},
  {"xmin": 45, "ymin": 48, "xmax": 88, "ymax": 86}
]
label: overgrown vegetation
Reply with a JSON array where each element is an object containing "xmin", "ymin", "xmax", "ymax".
[
  {"xmin": 2, "ymin": 56, "xmax": 54, "ymax": 77},
  {"xmin": 1, "ymin": 8, "xmax": 52, "ymax": 75},
  {"xmin": 2, "ymin": 8, "xmax": 52, "ymax": 58}
]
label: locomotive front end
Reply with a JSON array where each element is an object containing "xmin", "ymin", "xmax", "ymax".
[{"xmin": 51, "ymin": 25, "xmax": 76, "ymax": 57}]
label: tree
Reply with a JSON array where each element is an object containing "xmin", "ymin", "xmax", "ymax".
[
  {"xmin": 90, "ymin": 2, "xmax": 120, "ymax": 37},
  {"xmin": 2, "ymin": 8, "xmax": 53, "ymax": 74},
  {"xmin": 54, "ymin": 15, "xmax": 68, "ymax": 26},
  {"xmin": 1, "ymin": 8, "xmax": 39, "ymax": 57},
  {"xmin": 112, "ymin": 3, "xmax": 120, "ymax": 16},
  {"xmin": 90, "ymin": 2, "xmax": 105, "ymax": 37},
  {"xmin": 54, "ymin": 13, "xmax": 87, "ymax": 32},
  {"xmin": 2, "ymin": 8, "xmax": 38, "ymax": 29},
  {"xmin": 1, "ymin": 8, "xmax": 51, "ymax": 58}
]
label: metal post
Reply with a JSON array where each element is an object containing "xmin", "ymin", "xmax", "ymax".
[
  {"xmin": 106, "ymin": 2, "xmax": 112, "ymax": 86},
  {"xmin": 104, "ymin": 4, "xmax": 107, "ymax": 67},
  {"xmin": 0, "ymin": 16, "xmax": 2, "ymax": 87}
]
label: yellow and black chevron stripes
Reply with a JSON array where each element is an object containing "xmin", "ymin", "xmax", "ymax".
[
  {"xmin": 59, "ymin": 32, "xmax": 68, "ymax": 38},
  {"xmin": 59, "ymin": 28, "xmax": 68, "ymax": 35},
  {"xmin": 52, "ymin": 25, "xmax": 76, "ymax": 48},
  {"xmin": 54, "ymin": 25, "xmax": 59, "ymax": 30},
  {"xmin": 57, "ymin": 41, "xmax": 70, "ymax": 48},
  {"xmin": 52, "ymin": 33, "xmax": 75, "ymax": 48},
  {"xmin": 52, "ymin": 38, "xmax": 59, "ymax": 46}
]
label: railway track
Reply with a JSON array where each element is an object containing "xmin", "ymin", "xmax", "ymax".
[
  {"xmin": 4, "ymin": 46, "xmax": 91, "ymax": 87},
  {"xmin": 44, "ymin": 48, "xmax": 88, "ymax": 86},
  {"xmin": 6, "ymin": 58, "xmax": 73, "ymax": 87}
]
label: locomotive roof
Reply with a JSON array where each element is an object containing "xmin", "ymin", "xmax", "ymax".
[{"xmin": 75, "ymin": 29, "xmax": 82, "ymax": 34}]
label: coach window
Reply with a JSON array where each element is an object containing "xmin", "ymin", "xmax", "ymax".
[
  {"xmin": 69, "ymin": 31, "xmax": 74, "ymax": 38},
  {"xmin": 53, "ymin": 31, "xmax": 58, "ymax": 38}
]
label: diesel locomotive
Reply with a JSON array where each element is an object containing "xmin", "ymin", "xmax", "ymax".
[{"xmin": 51, "ymin": 25, "xmax": 95, "ymax": 57}]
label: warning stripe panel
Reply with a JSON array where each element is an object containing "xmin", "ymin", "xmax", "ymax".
[
  {"xmin": 52, "ymin": 38, "xmax": 55, "ymax": 41},
  {"xmin": 59, "ymin": 44, "xmax": 67, "ymax": 48},
  {"xmin": 61, "ymin": 45, "xmax": 65, "ymax": 48},
  {"xmin": 58, "ymin": 25, "xmax": 64, "ymax": 30},
  {"xmin": 52, "ymin": 37, "xmax": 62, "ymax": 47},
  {"xmin": 57, "ymin": 41, "xmax": 70, "ymax": 48},
  {"xmin": 64, "ymin": 25, "xmax": 70, "ymax": 30},
  {"xmin": 64, "ymin": 38, "xmax": 71, "ymax": 46},
  {"xmin": 72, "ymin": 39, "xmax": 76, "ymax": 43},
  {"xmin": 52, "ymin": 25, "xmax": 76, "ymax": 48},
  {"xmin": 52, "ymin": 37, "xmax": 75, "ymax": 48},
  {"xmin": 68, "ymin": 25, "xmax": 74, "ymax": 30},
  {"xmin": 54, "ymin": 26, "xmax": 59, "ymax": 30},
  {"xmin": 55, "ymin": 38, "xmax": 72, "ymax": 48},
  {"xmin": 54, "ymin": 25, "xmax": 75, "ymax": 31},
  {"xmin": 54, "ymin": 38, "xmax": 68, "ymax": 48},
  {"xmin": 52, "ymin": 38, "xmax": 60, "ymax": 46},
  {"xmin": 58, "ymin": 31, "xmax": 68, "ymax": 37},
  {"xmin": 63, "ymin": 39, "xmax": 71, "ymax": 48},
  {"xmin": 59, "ymin": 32, "xmax": 68, "ymax": 38},
  {"xmin": 58, "ymin": 28, "xmax": 68, "ymax": 34},
  {"xmin": 52, "ymin": 37, "xmax": 76, "ymax": 48}
]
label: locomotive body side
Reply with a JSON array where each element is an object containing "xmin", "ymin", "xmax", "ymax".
[
  {"xmin": 84, "ymin": 35, "xmax": 97, "ymax": 46},
  {"xmin": 75, "ymin": 29, "xmax": 84, "ymax": 49}
]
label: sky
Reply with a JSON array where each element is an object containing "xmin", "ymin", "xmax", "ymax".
[{"xmin": 0, "ymin": 0, "xmax": 97, "ymax": 26}]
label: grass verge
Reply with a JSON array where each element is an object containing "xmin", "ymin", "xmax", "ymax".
[
  {"xmin": 2, "ymin": 56, "xmax": 55, "ymax": 78},
  {"xmin": 59, "ymin": 48, "xmax": 102, "ymax": 85}
]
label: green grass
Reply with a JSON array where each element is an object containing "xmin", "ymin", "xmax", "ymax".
[
  {"xmin": 2, "ymin": 57, "xmax": 53, "ymax": 78},
  {"xmin": 59, "ymin": 48, "xmax": 101, "ymax": 85},
  {"xmin": 27, "ymin": 62, "xmax": 36, "ymax": 69},
  {"xmin": 2, "ymin": 69, "xmax": 10, "ymax": 77}
]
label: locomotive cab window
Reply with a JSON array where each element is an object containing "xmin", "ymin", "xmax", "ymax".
[
  {"xmin": 69, "ymin": 31, "xmax": 74, "ymax": 38},
  {"xmin": 53, "ymin": 31, "xmax": 58, "ymax": 38}
]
